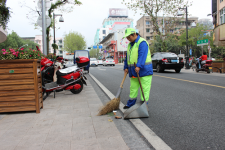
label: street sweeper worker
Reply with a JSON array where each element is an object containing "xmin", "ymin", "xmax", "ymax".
[{"xmin": 123, "ymin": 28, "xmax": 153, "ymax": 109}]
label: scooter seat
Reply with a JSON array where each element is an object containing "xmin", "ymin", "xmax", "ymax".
[
  {"xmin": 56, "ymin": 70, "xmax": 70, "ymax": 76},
  {"xmin": 56, "ymin": 66, "xmax": 79, "ymax": 76}
]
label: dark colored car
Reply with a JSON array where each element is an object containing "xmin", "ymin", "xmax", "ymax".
[{"xmin": 151, "ymin": 52, "xmax": 184, "ymax": 73}]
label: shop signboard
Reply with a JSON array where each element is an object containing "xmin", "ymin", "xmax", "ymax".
[{"xmin": 109, "ymin": 8, "xmax": 128, "ymax": 17}]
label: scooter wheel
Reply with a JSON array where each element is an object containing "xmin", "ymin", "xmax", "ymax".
[
  {"xmin": 70, "ymin": 81, "xmax": 83, "ymax": 94},
  {"xmin": 196, "ymin": 69, "xmax": 199, "ymax": 72},
  {"xmin": 207, "ymin": 70, "xmax": 210, "ymax": 74}
]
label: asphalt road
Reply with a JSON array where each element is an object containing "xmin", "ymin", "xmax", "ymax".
[{"xmin": 89, "ymin": 64, "xmax": 225, "ymax": 150}]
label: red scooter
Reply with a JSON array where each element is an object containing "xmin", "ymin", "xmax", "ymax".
[
  {"xmin": 41, "ymin": 57, "xmax": 89, "ymax": 100},
  {"xmin": 195, "ymin": 60, "xmax": 212, "ymax": 74}
]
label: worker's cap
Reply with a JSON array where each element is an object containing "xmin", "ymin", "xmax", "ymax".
[{"xmin": 123, "ymin": 28, "xmax": 136, "ymax": 38}]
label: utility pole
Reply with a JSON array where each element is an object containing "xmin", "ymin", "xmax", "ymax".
[{"xmin": 42, "ymin": 0, "xmax": 47, "ymax": 55}]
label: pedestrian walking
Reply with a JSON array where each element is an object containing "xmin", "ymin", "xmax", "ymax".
[{"xmin": 123, "ymin": 28, "xmax": 153, "ymax": 109}]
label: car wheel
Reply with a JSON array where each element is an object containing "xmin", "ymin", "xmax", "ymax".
[
  {"xmin": 175, "ymin": 69, "xmax": 181, "ymax": 73},
  {"xmin": 156, "ymin": 64, "xmax": 163, "ymax": 73},
  {"xmin": 207, "ymin": 70, "xmax": 210, "ymax": 73},
  {"xmin": 113, "ymin": 64, "xmax": 115, "ymax": 66},
  {"xmin": 105, "ymin": 64, "xmax": 107, "ymax": 66}
]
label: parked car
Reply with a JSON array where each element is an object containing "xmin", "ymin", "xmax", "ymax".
[
  {"xmin": 103, "ymin": 58, "xmax": 115, "ymax": 66},
  {"xmin": 151, "ymin": 52, "xmax": 184, "ymax": 73},
  {"xmin": 90, "ymin": 58, "xmax": 98, "ymax": 66},
  {"xmin": 97, "ymin": 59, "xmax": 103, "ymax": 65}
]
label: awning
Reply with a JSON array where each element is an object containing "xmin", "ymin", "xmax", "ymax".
[{"xmin": 99, "ymin": 33, "xmax": 114, "ymax": 44}]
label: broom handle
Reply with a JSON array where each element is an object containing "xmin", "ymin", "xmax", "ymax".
[
  {"xmin": 134, "ymin": 62, "xmax": 146, "ymax": 102},
  {"xmin": 120, "ymin": 72, "xmax": 128, "ymax": 88}
]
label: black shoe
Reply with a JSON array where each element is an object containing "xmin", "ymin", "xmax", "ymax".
[{"xmin": 123, "ymin": 106, "xmax": 130, "ymax": 109}]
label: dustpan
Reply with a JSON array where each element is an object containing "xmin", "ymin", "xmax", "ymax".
[
  {"xmin": 123, "ymin": 63, "xmax": 149, "ymax": 119},
  {"xmin": 124, "ymin": 101, "xmax": 149, "ymax": 119}
]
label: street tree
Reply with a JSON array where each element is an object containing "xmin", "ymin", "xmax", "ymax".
[
  {"xmin": 0, "ymin": 1, "xmax": 11, "ymax": 30},
  {"xmin": 151, "ymin": 33, "xmax": 182, "ymax": 54},
  {"xmin": 63, "ymin": 31, "xmax": 86, "ymax": 53},
  {"xmin": 122, "ymin": 0, "xmax": 192, "ymax": 51},
  {"xmin": 0, "ymin": 31, "xmax": 39, "ymax": 50},
  {"xmin": 178, "ymin": 24, "xmax": 210, "ymax": 57},
  {"xmin": 89, "ymin": 46, "xmax": 99, "ymax": 58},
  {"xmin": 21, "ymin": 0, "xmax": 82, "ymax": 54}
]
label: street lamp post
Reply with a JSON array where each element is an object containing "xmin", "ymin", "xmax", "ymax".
[
  {"xmin": 53, "ymin": 13, "xmax": 64, "ymax": 56},
  {"xmin": 177, "ymin": 7, "xmax": 196, "ymax": 69},
  {"xmin": 177, "ymin": 7, "xmax": 189, "ymax": 69}
]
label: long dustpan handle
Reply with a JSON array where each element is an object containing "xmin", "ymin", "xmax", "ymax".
[
  {"xmin": 134, "ymin": 62, "xmax": 146, "ymax": 102},
  {"xmin": 120, "ymin": 72, "xmax": 128, "ymax": 88}
]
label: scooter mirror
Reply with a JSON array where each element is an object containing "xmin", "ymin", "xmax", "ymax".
[{"xmin": 65, "ymin": 59, "xmax": 68, "ymax": 61}]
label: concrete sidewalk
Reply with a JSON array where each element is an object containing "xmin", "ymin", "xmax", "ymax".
[{"xmin": 0, "ymin": 79, "xmax": 129, "ymax": 150}]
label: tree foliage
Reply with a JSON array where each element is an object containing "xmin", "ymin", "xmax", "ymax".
[
  {"xmin": 151, "ymin": 33, "xmax": 183, "ymax": 54},
  {"xmin": 122, "ymin": 0, "xmax": 192, "ymax": 36},
  {"xmin": 0, "ymin": 31, "xmax": 39, "ymax": 50},
  {"xmin": 178, "ymin": 24, "xmax": 213, "ymax": 57},
  {"xmin": 150, "ymin": 23, "xmax": 225, "ymax": 58},
  {"xmin": 63, "ymin": 31, "xmax": 86, "ymax": 53},
  {"xmin": 89, "ymin": 47, "xmax": 100, "ymax": 58},
  {"xmin": 21, "ymin": 0, "xmax": 82, "ymax": 54},
  {"xmin": 0, "ymin": 2, "xmax": 11, "ymax": 30}
]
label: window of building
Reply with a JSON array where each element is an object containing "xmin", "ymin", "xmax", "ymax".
[
  {"xmin": 220, "ymin": 0, "xmax": 223, "ymax": 3},
  {"xmin": 102, "ymin": 30, "xmax": 106, "ymax": 34},
  {"xmin": 146, "ymin": 29, "xmax": 150, "ymax": 32},
  {"xmin": 127, "ymin": 25, "xmax": 130, "ymax": 28},
  {"xmin": 146, "ymin": 36, "xmax": 151, "ymax": 40},
  {"xmin": 220, "ymin": 8, "xmax": 224, "ymax": 24},
  {"xmin": 59, "ymin": 51, "xmax": 63, "ymax": 54},
  {"xmin": 146, "ymin": 21, "xmax": 150, "ymax": 25},
  {"xmin": 170, "ymin": 29, "xmax": 174, "ymax": 33}
]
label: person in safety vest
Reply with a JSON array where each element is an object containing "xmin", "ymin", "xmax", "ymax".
[{"xmin": 123, "ymin": 28, "xmax": 153, "ymax": 109}]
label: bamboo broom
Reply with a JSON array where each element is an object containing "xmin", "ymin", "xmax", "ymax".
[{"xmin": 97, "ymin": 72, "xmax": 128, "ymax": 116}]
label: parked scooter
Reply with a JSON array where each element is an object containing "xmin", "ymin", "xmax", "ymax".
[
  {"xmin": 41, "ymin": 56, "xmax": 89, "ymax": 100},
  {"xmin": 195, "ymin": 59, "xmax": 212, "ymax": 73},
  {"xmin": 41, "ymin": 56, "xmax": 69, "ymax": 84}
]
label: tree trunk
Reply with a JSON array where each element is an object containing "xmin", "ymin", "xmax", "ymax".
[{"xmin": 46, "ymin": 26, "xmax": 50, "ymax": 55}]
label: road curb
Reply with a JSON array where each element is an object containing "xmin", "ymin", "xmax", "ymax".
[{"xmin": 89, "ymin": 73, "xmax": 172, "ymax": 150}]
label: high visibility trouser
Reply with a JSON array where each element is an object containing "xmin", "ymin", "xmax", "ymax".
[{"xmin": 129, "ymin": 75, "xmax": 152, "ymax": 101}]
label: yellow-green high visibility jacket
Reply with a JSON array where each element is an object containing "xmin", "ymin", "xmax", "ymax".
[{"xmin": 124, "ymin": 35, "xmax": 153, "ymax": 77}]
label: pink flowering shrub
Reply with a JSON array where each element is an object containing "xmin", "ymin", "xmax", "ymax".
[{"xmin": 0, "ymin": 48, "xmax": 44, "ymax": 60}]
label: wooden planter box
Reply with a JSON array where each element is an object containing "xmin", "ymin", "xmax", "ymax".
[
  {"xmin": 212, "ymin": 61, "xmax": 225, "ymax": 73},
  {"xmin": 0, "ymin": 59, "xmax": 43, "ymax": 113}
]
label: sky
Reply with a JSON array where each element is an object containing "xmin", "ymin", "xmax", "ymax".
[{"xmin": 6, "ymin": 0, "xmax": 212, "ymax": 48}]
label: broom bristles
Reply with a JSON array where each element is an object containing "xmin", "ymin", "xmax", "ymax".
[{"xmin": 97, "ymin": 97, "xmax": 120, "ymax": 116}]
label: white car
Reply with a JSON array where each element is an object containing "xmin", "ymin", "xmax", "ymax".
[
  {"xmin": 97, "ymin": 60, "xmax": 103, "ymax": 65},
  {"xmin": 103, "ymin": 58, "xmax": 115, "ymax": 66},
  {"xmin": 90, "ymin": 58, "xmax": 98, "ymax": 66}
]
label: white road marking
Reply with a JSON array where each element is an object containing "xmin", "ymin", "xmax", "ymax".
[{"xmin": 89, "ymin": 73, "xmax": 172, "ymax": 150}]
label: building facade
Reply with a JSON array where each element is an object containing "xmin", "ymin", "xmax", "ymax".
[
  {"xmin": 136, "ymin": 16, "xmax": 198, "ymax": 45},
  {"xmin": 198, "ymin": 18, "xmax": 214, "ymax": 29},
  {"xmin": 0, "ymin": 0, "xmax": 7, "ymax": 43},
  {"xmin": 94, "ymin": 8, "xmax": 134, "ymax": 45},
  {"xmin": 22, "ymin": 35, "xmax": 64, "ymax": 56},
  {"xmin": 99, "ymin": 22, "xmax": 136, "ymax": 64},
  {"xmin": 212, "ymin": 0, "xmax": 225, "ymax": 46},
  {"xmin": 0, "ymin": 26, "xmax": 7, "ymax": 43}
]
